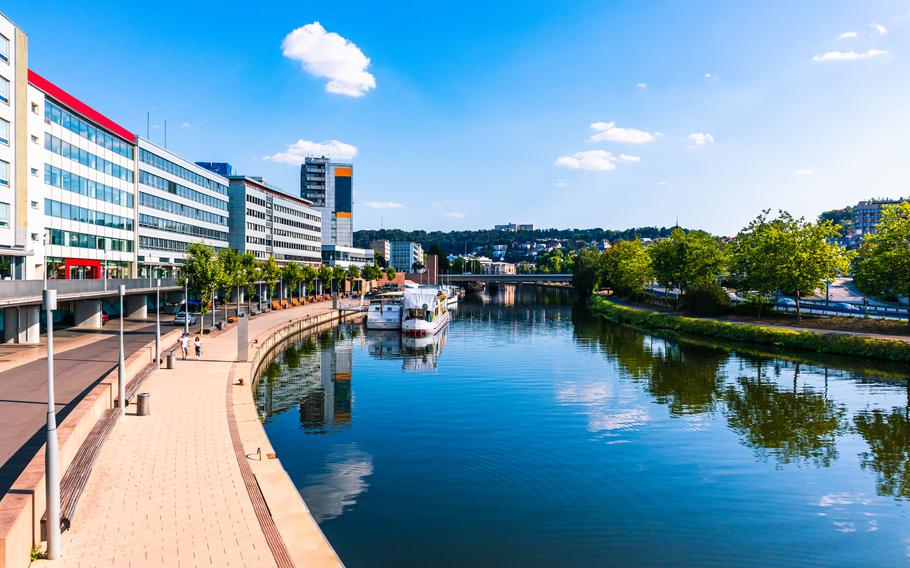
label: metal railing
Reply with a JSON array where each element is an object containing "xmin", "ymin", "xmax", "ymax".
[{"xmin": 0, "ymin": 278, "xmax": 180, "ymax": 305}]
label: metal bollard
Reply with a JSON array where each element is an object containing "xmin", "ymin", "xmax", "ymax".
[
  {"xmin": 166, "ymin": 351, "xmax": 175, "ymax": 369},
  {"xmin": 136, "ymin": 393, "xmax": 150, "ymax": 416}
]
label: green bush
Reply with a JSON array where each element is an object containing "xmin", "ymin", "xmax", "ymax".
[
  {"xmin": 732, "ymin": 294, "xmax": 774, "ymax": 317},
  {"xmin": 589, "ymin": 295, "xmax": 910, "ymax": 363},
  {"xmin": 682, "ymin": 282, "xmax": 731, "ymax": 315}
]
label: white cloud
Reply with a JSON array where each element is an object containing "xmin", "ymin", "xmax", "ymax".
[
  {"xmin": 619, "ymin": 154, "xmax": 640, "ymax": 162},
  {"xmin": 263, "ymin": 138, "xmax": 358, "ymax": 164},
  {"xmin": 838, "ymin": 31, "xmax": 858, "ymax": 39},
  {"xmin": 636, "ymin": 82, "xmax": 648, "ymax": 89},
  {"xmin": 870, "ymin": 22, "xmax": 888, "ymax": 35},
  {"xmin": 704, "ymin": 72, "xmax": 717, "ymax": 79},
  {"xmin": 281, "ymin": 22, "xmax": 376, "ymax": 97},
  {"xmin": 812, "ymin": 48, "xmax": 888, "ymax": 62},
  {"xmin": 555, "ymin": 150, "xmax": 618, "ymax": 171},
  {"xmin": 554, "ymin": 179, "xmax": 568, "ymax": 187},
  {"xmin": 794, "ymin": 168, "xmax": 814, "ymax": 176},
  {"xmin": 364, "ymin": 201, "xmax": 405, "ymax": 209},
  {"xmin": 687, "ymin": 132, "xmax": 715, "ymax": 146},
  {"xmin": 179, "ymin": 121, "xmax": 193, "ymax": 129},
  {"xmin": 656, "ymin": 181, "xmax": 668, "ymax": 186},
  {"xmin": 589, "ymin": 121, "xmax": 660, "ymax": 144},
  {"xmin": 442, "ymin": 212, "xmax": 465, "ymax": 219}
]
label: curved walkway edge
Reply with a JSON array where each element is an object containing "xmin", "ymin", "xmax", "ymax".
[{"xmin": 30, "ymin": 303, "xmax": 354, "ymax": 568}]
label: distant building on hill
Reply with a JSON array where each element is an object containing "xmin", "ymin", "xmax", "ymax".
[
  {"xmin": 494, "ymin": 223, "xmax": 533, "ymax": 232},
  {"xmin": 853, "ymin": 198, "xmax": 907, "ymax": 243}
]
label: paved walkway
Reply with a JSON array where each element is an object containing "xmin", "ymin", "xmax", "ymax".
[
  {"xmin": 35, "ymin": 302, "xmax": 336, "ymax": 568},
  {"xmin": 0, "ymin": 319, "xmax": 180, "ymax": 496}
]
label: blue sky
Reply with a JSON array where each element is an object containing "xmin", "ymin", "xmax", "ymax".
[{"xmin": 11, "ymin": 1, "xmax": 910, "ymax": 235}]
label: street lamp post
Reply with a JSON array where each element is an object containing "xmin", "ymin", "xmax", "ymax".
[
  {"xmin": 43, "ymin": 289, "xmax": 61, "ymax": 559},
  {"xmin": 184, "ymin": 278, "xmax": 189, "ymax": 336},
  {"xmin": 118, "ymin": 284, "xmax": 126, "ymax": 416},
  {"xmin": 155, "ymin": 279, "xmax": 161, "ymax": 366}
]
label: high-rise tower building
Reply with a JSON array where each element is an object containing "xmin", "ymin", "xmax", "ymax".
[{"xmin": 301, "ymin": 156, "xmax": 352, "ymax": 246}]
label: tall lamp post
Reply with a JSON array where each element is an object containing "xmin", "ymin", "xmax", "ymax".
[
  {"xmin": 155, "ymin": 278, "xmax": 161, "ymax": 366},
  {"xmin": 184, "ymin": 278, "xmax": 189, "ymax": 336},
  {"xmin": 43, "ymin": 289, "xmax": 61, "ymax": 559},
  {"xmin": 118, "ymin": 285, "xmax": 126, "ymax": 416}
]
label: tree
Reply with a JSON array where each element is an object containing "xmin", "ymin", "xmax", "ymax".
[
  {"xmin": 181, "ymin": 242, "xmax": 223, "ymax": 333},
  {"xmin": 346, "ymin": 265, "xmax": 361, "ymax": 295},
  {"xmin": 601, "ymin": 239, "xmax": 652, "ymax": 297},
  {"xmin": 332, "ymin": 265, "xmax": 347, "ymax": 294},
  {"xmin": 428, "ymin": 244, "xmax": 449, "ymax": 273},
  {"xmin": 386, "ymin": 266, "xmax": 397, "ymax": 281},
  {"xmin": 650, "ymin": 228, "xmax": 728, "ymax": 308},
  {"xmin": 362, "ymin": 264, "xmax": 381, "ymax": 293},
  {"xmin": 301, "ymin": 264, "xmax": 318, "ymax": 298},
  {"xmin": 853, "ymin": 203, "xmax": 910, "ymax": 325},
  {"xmin": 412, "ymin": 260, "xmax": 425, "ymax": 272},
  {"xmin": 571, "ymin": 247, "xmax": 603, "ymax": 299},
  {"xmin": 730, "ymin": 210, "xmax": 852, "ymax": 320},
  {"xmin": 241, "ymin": 252, "xmax": 259, "ymax": 308},
  {"xmin": 319, "ymin": 264, "xmax": 332, "ymax": 293},
  {"xmin": 261, "ymin": 256, "xmax": 281, "ymax": 302},
  {"xmin": 282, "ymin": 262, "xmax": 303, "ymax": 299},
  {"xmin": 219, "ymin": 248, "xmax": 248, "ymax": 318}
]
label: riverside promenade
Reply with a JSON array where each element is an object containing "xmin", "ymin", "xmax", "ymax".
[{"xmin": 33, "ymin": 302, "xmax": 346, "ymax": 568}]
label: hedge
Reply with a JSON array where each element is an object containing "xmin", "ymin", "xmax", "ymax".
[{"xmin": 589, "ymin": 295, "xmax": 910, "ymax": 363}]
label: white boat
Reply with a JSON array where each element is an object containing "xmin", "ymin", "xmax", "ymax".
[
  {"xmin": 366, "ymin": 292, "xmax": 403, "ymax": 330},
  {"xmin": 416, "ymin": 284, "xmax": 460, "ymax": 308},
  {"xmin": 402, "ymin": 289, "xmax": 450, "ymax": 337}
]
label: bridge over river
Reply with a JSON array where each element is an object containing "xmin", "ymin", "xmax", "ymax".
[{"xmin": 439, "ymin": 273, "xmax": 572, "ymax": 284}]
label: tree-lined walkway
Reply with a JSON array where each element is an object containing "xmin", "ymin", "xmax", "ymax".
[{"xmin": 34, "ymin": 302, "xmax": 337, "ymax": 568}]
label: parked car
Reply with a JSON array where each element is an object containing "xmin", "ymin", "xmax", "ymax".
[
  {"xmin": 173, "ymin": 312, "xmax": 197, "ymax": 326},
  {"xmin": 776, "ymin": 297, "xmax": 796, "ymax": 306},
  {"xmin": 832, "ymin": 302, "xmax": 859, "ymax": 312}
]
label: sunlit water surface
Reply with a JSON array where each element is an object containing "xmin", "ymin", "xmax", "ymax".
[{"xmin": 255, "ymin": 286, "xmax": 910, "ymax": 567}]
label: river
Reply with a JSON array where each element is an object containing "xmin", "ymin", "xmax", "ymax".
[{"xmin": 254, "ymin": 285, "xmax": 910, "ymax": 567}]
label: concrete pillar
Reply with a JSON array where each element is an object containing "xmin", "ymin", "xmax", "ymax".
[
  {"xmin": 74, "ymin": 300, "xmax": 103, "ymax": 329},
  {"xmin": 125, "ymin": 294, "xmax": 148, "ymax": 319},
  {"xmin": 2, "ymin": 308, "xmax": 17, "ymax": 343},
  {"xmin": 20, "ymin": 306, "xmax": 39, "ymax": 344}
]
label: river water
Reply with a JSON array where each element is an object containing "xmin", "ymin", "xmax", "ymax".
[{"xmin": 254, "ymin": 285, "xmax": 910, "ymax": 567}]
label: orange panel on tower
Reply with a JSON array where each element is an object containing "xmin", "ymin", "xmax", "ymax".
[{"xmin": 335, "ymin": 167, "xmax": 353, "ymax": 177}]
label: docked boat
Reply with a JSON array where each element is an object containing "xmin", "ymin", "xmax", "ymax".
[
  {"xmin": 366, "ymin": 292, "xmax": 403, "ymax": 330},
  {"xmin": 402, "ymin": 288, "xmax": 450, "ymax": 337},
  {"xmin": 416, "ymin": 284, "xmax": 460, "ymax": 308}
]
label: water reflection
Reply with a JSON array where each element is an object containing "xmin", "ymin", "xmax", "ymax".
[
  {"xmin": 298, "ymin": 443, "xmax": 373, "ymax": 522},
  {"xmin": 854, "ymin": 403, "xmax": 910, "ymax": 499},
  {"xmin": 723, "ymin": 363, "xmax": 847, "ymax": 467},
  {"xmin": 365, "ymin": 328, "xmax": 448, "ymax": 372}
]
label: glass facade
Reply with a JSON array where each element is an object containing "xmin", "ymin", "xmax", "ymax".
[
  {"xmin": 44, "ymin": 100, "xmax": 134, "ymax": 159},
  {"xmin": 45, "ymin": 199, "xmax": 133, "ymax": 230},
  {"xmin": 44, "ymin": 164, "xmax": 134, "ymax": 207},
  {"xmin": 140, "ymin": 170, "xmax": 228, "ymax": 210},
  {"xmin": 45, "ymin": 133, "xmax": 134, "ymax": 182},
  {"xmin": 139, "ymin": 214, "xmax": 228, "ymax": 241},
  {"xmin": 46, "ymin": 228, "xmax": 133, "ymax": 252},
  {"xmin": 139, "ymin": 149, "xmax": 227, "ymax": 195},
  {"xmin": 139, "ymin": 192, "xmax": 228, "ymax": 225}
]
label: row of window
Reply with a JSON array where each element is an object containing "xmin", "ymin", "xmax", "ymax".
[
  {"xmin": 45, "ymin": 133, "xmax": 134, "ymax": 182},
  {"xmin": 47, "ymin": 228, "xmax": 133, "ymax": 252},
  {"xmin": 139, "ymin": 214, "xmax": 229, "ymax": 242},
  {"xmin": 140, "ymin": 236, "xmax": 190, "ymax": 253},
  {"xmin": 140, "ymin": 170, "xmax": 229, "ymax": 211},
  {"xmin": 275, "ymin": 203, "xmax": 320, "ymax": 223},
  {"xmin": 246, "ymin": 207, "xmax": 266, "ymax": 220},
  {"xmin": 45, "ymin": 199, "xmax": 134, "ymax": 231},
  {"xmin": 276, "ymin": 253, "xmax": 321, "ymax": 263},
  {"xmin": 246, "ymin": 222, "xmax": 266, "ymax": 233},
  {"xmin": 139, "ymin": 149, "xmax": 227, "ymax": 195},
  {"xmin": 0, "ymin": 76, "xmax": 8, "ymax": 105},
  {"xmin": 274, "ymin": 215, "xmax": 320, "ymax": 233},
  {"xmin": 45, "ymin": 100, "xmax": 134, "ymax": 159},
  {"xmin": 44, "ymin": 165, "xmax": 134, "ymax": 208},
  {"xmin": 139, "ymin": 192, "xmax": 228, "ymax": 226},
  {"xmin": 273, "ymin": 228, "xmax": 320, "ymax": 243},
  {"xmin": 0, "ymin": 158, "xmax": 8, "ymax": 186},
  {"xmin": 0, "ymin": 118, "xmax": 8, "ymax": 145}
]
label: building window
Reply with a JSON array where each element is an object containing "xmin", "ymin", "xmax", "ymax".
[
  {"xmin": 0, "ymin": 34, "xmax": 8, "ymax": 63},
  {"xmin": 31, "ymin": 102, "xmax": 38, "ymax": 114},
  {"xmin": 31, "ymin": 134, "xmax": 38, "ymax": 144},
  {"xmin": 0, "ymin": 76, "xmax": 8, "ymax": 104},
  {"xmin": 0, "ymin": 118, "xmax": 7, "ymax": 145},
  {"xmin": 0, "ymin": 159, "xmax": 8, "ymax": 186},
  {"xmin": 0, "ymin": 202, "xmax": 8, "ymax": 227},
  {"xmin": 31, "ymin": 167, "xmax": 38, "ymax": 176}
]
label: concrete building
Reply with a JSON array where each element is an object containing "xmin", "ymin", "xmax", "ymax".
[
  {"xmin": 491, "ymin": 261, "xmax": 517, "ymax": 275},
  {"xmin": 371, "ymin": 239, "xmax": 390, "ymax": 265},
  {"xmin": 224, "ymin": 174, "xmax": 322, "ymax": 265},
  {"xmin": 28, "ymin": 70, "xmax": 137, "ymax": 280},
  {"xmin": 0, "ymin": 13, "xmax": 29, "ymax": 279},
  {"xmin": 492, "ymin": 244, "xmax": 508, "ymax": 259},
  {"xmin": 137, "ymin": 139, "xmax": 230, "ymax": 277},
  {"xmin": 302, "ymin": 156, "xmax": 353, "ymax": 247},
  {"xmin": 494, "ymin": 223, "xmax": 533, "ymax": 232},
  {"xmin": 321, "ymin": 244, "xmax": 374, "ymax": 268},
  {"xmin": 390, "ymin": 241, "xmax": 423, "ymax": 272},
  {"xmin": 853, "ymin": 198, "xmax": 907, "ymax": 242}
]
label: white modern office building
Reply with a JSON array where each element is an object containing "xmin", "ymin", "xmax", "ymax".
[
  {"xmin": 28, "ymin": 70, "xmax": 137, "ymax": 280},
  {"xmin": 390, "ymin": 241, "xmax": 424, "ymax": 272},
  {"xmin": 137, "ymin": 138, "xmax": 230, "ymax": 277},
  {"xmin": 0, "ymin": 13, "xmax": 29, "ymax": 279},
  {"xmin": 223, "ymin": 172, "xmax": 322, "ymax": 265}
]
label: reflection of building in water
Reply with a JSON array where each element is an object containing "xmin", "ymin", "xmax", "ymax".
[
  {"xmin": 300, "ymin": 331, "xmax": 354, "ymax": 429},
  {"xmin": 402, "ymin": 328, "xmax": 447, "ymax": 372},
  {"xmin": 367, "ymin": 331, "xmax": 402, "ymax": 359},
  {"xmin": 501, "ymin": 284, "xmax": 516, "ymax": 307}
]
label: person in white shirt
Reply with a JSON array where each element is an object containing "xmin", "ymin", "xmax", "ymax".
[{"xmin": 179, "ymin": 333, "xmax": 189, "ymax": 360}]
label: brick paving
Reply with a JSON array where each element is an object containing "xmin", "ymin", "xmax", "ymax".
[{"xmin": 35, "ymin": 303, "xmax": 335, "ymax": 568}]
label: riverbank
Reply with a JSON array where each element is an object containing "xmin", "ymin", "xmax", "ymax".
[
  {"xmin": 29, "ymin": 303, "xmax": 353, "ymax": 568},
  {"xmin": 589, "ymin": 295, "xmax": 910, "ymax": 363}
]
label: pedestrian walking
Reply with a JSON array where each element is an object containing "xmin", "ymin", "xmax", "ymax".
[
  {"xmin": 194, "ymin": 336, "xmax": 202, "ymax": 360},
  {"xmin": 179, "ymin": 333, "xmax": 189, "ymax": 360}
]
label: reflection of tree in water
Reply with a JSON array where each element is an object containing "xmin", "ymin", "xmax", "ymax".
[
  {"xmin": 574, "ymin": 317, "xmax": 728, "ymax": 416},
  {"xmin": 854, "ymin": 396, "xmax": 910, "ymax": 499},
  {"xmin": 724, "ymin": 363, "xmax": 847, "ymax": 467}
]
